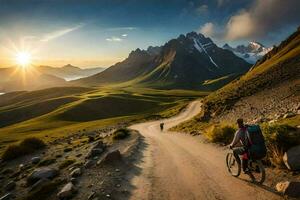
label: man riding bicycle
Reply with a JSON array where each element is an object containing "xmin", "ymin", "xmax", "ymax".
[{"xmin": 229, "ymin": 118, "xmax": 250, "ymax": 173}]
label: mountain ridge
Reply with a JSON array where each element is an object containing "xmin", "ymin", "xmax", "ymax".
[
  {"xmin": 223, "ymin": 41, "xmax": 273, "ymax": 64},
  {"xmin": 75, "ymin": 32, "xmax": 251, "ymax": 90}
]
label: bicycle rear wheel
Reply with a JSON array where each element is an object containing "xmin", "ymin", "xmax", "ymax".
[
  {"xmin": 248, "ymin": 160, "xmax": 265, "ymax": 184},
  {"xmin": 226, "ymin": 152, "xmax": 241, "ymax": 177}
]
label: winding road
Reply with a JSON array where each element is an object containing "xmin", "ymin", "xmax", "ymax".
[{"xmin": 129, "ymin": 101, "xmax": 282, "ymax": 200}]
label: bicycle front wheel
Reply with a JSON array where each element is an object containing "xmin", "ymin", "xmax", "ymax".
[{"xmin": 226, "ymin": 152, "xmax": 241, "ymax": 177}]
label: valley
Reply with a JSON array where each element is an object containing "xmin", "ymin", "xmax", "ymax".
[{"xmin": 0, "ymin": 11, "xmax": 299, "ymax": 199}]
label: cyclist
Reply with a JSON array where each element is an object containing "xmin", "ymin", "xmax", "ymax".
[
  {"xmin": 229, "ymin": 118, "xmax": 250, "ymax": 173},
  {"xmin": 160, "ymin": 122, "xmax": 164, "ymax": 131}
]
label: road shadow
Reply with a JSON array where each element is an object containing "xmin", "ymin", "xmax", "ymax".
[
  {"xmin": 237, "ymin": 176, "xmax": 283, "ymax": 198},
  {"xmin": 116, "ymin": 135, "xmax": 149, "ymax": 200}
]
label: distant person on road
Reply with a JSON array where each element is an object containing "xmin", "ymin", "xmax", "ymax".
[
  {"xmin": 230, "ymin": 118, "xmax": 250, "ymax": 173},
  {"xmin": 160, "ymin": 122, "xmax": 164, "ymax": 131}
]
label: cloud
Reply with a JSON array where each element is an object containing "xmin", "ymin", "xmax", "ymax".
[
  {"xmin": 195, "ymin": 4, "xmax": 208, "ymax": 15},
  {"xmin": 217, "ymin": 0, "xmax": 230, "ymax": 7},
  {"xmin": 106, "ymin": 27, "xmax": 137, "ymax": 31},
  {"xmin": 225, "ymin": 0, "xmax": 300, "ymax": 40},
  {"xmin": 122, "ymin": 34, "xmax": 128, "ymax": 37},
  {"xmin": 199, "ymin": 22, "xmax": 215, "ymax": 37},
  {"xmin": 40, "ymin": 24, "xmax": 84, "ymax": 42},
  {"xmin": 106, "ymin": 37, "xmax": 123, "ymax": 42}
]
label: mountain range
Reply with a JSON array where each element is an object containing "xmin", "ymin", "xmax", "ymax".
[
  {"xmin": 223, "ymin": 42, "xmax": 273, "ymax": 64},
  {"xmin": 0, "ymin": 65, "xmax": 105, "ymax": 92},
  {"xmin": 75, "ymin": 32, "xmax": 251, "ymax": 90}
]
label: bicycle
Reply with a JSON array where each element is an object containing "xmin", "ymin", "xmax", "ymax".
[{"xmin": 226, "ymin": 148, "xmax": 265, "ymax": 184}]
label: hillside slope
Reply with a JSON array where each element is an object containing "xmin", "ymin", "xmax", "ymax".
[
  {"xmin": 201, "ymin": 27, "xmax": 300, "ymax": 121},
  {"xmin": 75, "ymin": 32, "xmax": 251, "ymax": 90}
]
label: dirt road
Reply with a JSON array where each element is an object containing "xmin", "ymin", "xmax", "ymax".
[{"xmin": 129, "ymin": 101, "xmax": 282, "ymax": 200}]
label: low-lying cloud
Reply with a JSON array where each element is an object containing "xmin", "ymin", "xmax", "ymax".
[{"xmin": 225, "ymin": 0, "xmax": 300, "ymax": 40}]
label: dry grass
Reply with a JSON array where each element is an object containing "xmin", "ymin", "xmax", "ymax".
[
  {"xmin": 1, "ymin": 137, "xmax": 46, "ymax": 161},
  {"xmin": 204, "ymin": 124, "xmax": 236, "ymax": 144}
]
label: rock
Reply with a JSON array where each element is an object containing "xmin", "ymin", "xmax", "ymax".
[
  {"xmin": 0, "ymin": 193, "xmax": 13, "ymax": 200},
  {"xmin": 31, "ymin": 157, "xmax": 41, "ymax": 164},
  {"xmin": 19, "ymin": 164, "xmax": 25, "ymax": 171},
  {"xmin": 38, "ymin": 158, "xmax": 56, "ymax": 166},
  {"xmin": 70, "ymin": 168, "xmax": 82, "ymax": 177},
  {"xmin": 70, "ymin": 178, "xmax": 77, "ymax": 184},
  {"xmin": 88, "ymin": 136, "xmax": 95, "ymax": 143},
  {"xmin": 76, "ymin": 153, "xmax": 82, "ymax": 158},
  {"xmin": 1, "ymin": 168, "xmax": 13, "ymax": 175},
  {"xmin": 283, "ymin": 112, "xmax": 296, "ymax": 119},
  {"xmin": 29, "ymin": 178, "xmax": 50, "ymax": 191},
  {"xmin": 276, "ymin": 181, "xmax": 300, "ymax": 198},
  {"xmin": 64, "ymin": 147, "xmax": 73, "ymax": 152},
  {"xmin": 57, "ymin": 182, "xmax": 77, "ymax": 199},
  {"xmin": 88, "ymin": 192, "xmax": 96, "ymax": 200},
  {"xmin": 97, "ymin": 150, "xmax": 122, "ymax": 166},
  {"xmin": 4, "ymin": 181, "xmax": 16, "ymax": 191},
  {"xmin": 84, "ymin": 160, "xmax": 94, "ymax": 169},
  {"xmin": 87, "ymin": 148, "xmax": 104, "ymax": 159},
  {"xmin": 27, "ymin": 167, "xmax": 59, "ymax": 185},
  {"xmin": 283, "ymin": 145, "xmax": 300, "ymax": 171}
]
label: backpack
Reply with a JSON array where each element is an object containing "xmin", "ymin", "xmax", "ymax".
[{"xmin": 246, "ymin": 125, "xmax": 267, "ymax": 160}]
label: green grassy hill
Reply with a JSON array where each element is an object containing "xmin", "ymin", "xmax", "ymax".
[{"xmin": 0, "ymin": 85, "xmax": 207, "ymax": 152}]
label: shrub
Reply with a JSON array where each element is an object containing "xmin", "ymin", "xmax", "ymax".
[
  {"xmin": 262, "ymin": 124, "xmax": 299, "ymax": 151},
  {"xmin": 20, "ymin": 137, "xmax": 46, "ymax": 150},
  {"xmin": 205, "ymin": 124, "xmax": 236, "ymax": 144},
  {"xmin": 2, "ymin": 137, "xmax": 46, "ymax": 161},
  {"xmin": 261, "ymin": 123, "xmax": 300, "ymax": 167},
  {"xmin": 112, "ymin": 128, "xmax": 131, "ymax": 140}
]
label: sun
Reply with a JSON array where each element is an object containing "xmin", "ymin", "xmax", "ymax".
[{"xmin": 15, "ymin": 51, "xmax": 32, "ymax": 68}]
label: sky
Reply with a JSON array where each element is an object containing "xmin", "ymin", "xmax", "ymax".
[{"xmin": 0, "ymin": 0, "xmax": 299, "ymax": 68}]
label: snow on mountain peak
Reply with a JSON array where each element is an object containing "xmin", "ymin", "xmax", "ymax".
[{"xmin": 223, "ymin": 41, "xmax": 272, "ymax": 64}]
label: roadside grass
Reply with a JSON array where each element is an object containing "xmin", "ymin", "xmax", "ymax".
[
  {"xmin": 261, "ymin": 123, "xmax": 300, "ymax": 167},
  {"xmin": 0, "ymin": 85, "xmax": 207, "ymax": 154},
  {"xmin": 175, "ymin": 115, "xmax": 300, "ymax": 168},
  {"xmin": 204, "ymin": 124, "xmax": 236, "ymax": 144},
  {"xmin": 2, "ymin": 137, "xmax": 46, "ymax": 161}
]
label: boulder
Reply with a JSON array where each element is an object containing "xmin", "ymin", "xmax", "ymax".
[
  {"xmin": 4, "ymin": 181, "xmax": 16, "ymax": 191},
  {"xmin": 283, "ymin": 145, "xmax": 300, "ymax": 170},
  {"xmin": 97, "ymin": 150, "xmax": 122, "ymax": 166},
  {"xmin": 0, "ymin": 193, "xmax": 13, "ymax": 200},
  {"xmin": 84, "ymin": 160, "xmax": 94, "ymax": 169},
  {"xmin": 31, "ymin": 157, "xmax": 41, "ymax": 164},
  {"xmin": 27, "ymin": 167, "xmax": 58, "ymax": 185},
  {"xmin": 29, "ymin": 178, "xmax": 50, "ymax": 191},
  {"xmin": 70, "ymin": 168, "xmax": 82, "ymax": 177},
  {"xmin": 276, "ymin": 181, "xmax": 300, "ymax": 198},
  {"xmin": 87, "ymin": 148, "xmax": 104, "ymax": 159},
  {"xmin": 57, "ymin": 182, "xmax": 77, "ymax": 199}
]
